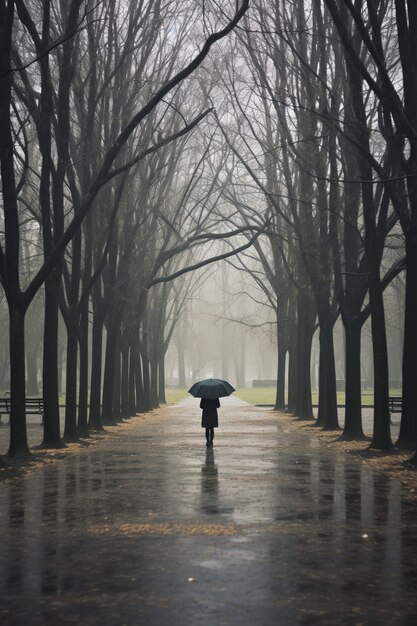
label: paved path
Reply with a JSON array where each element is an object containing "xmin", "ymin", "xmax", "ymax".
[
  {"xmin": 0, "ymin": 404, "xmax": 401, "ymax": 455},
  {"xmin": 0, "ymin": 398, "xmax": 416, "ymax": 625}
]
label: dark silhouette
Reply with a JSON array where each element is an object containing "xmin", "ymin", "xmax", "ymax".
[
  {"xmin": 200, "ymin": 447, "xmax": 219, "ymax": 514},
  {"xmin": 200, "ymin": 398, "xmax": 220, "ymax": 446}
]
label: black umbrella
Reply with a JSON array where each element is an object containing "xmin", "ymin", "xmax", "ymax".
[{"xmin": 188, "ymin": 378, "xmax": 235, "ymax": 399}]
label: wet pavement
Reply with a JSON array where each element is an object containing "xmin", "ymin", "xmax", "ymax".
[
  {"xmin": 0, "ymin": 397, "xmax": 416, "ymax": 625},
  {"xmin": 0, "ymin": 404, "xmax": 401, "ymax": 455}
]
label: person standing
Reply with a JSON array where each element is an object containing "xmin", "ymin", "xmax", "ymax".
[{"xmin": 200, "ymin": 397, "xmax": 220, "ymax": 446}]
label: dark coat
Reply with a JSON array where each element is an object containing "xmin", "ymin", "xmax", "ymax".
[{"xmin": 200, "ymin": 398, "xmax": 220, "ymax": 428}]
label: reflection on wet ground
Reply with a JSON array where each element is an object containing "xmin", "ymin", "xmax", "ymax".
[{"xmin": 0, "ymin": 397, "xmax": 416, "ymax": 625}]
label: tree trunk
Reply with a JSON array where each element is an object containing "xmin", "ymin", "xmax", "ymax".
[
  {"xmin": 294, "ymin": 326, "xmax": 314, "ymax": 420},
  {"xmin": 89, "ymin": 292, "xmax": 103, "ymax": 430},
  {"xmin": 0, "ymin": 351, "xmax": 7, "ymax": 390},
  {"xmin": 77, "ymin": 303, "xmax": 89, "ymax": 437},
  {"xmin": 343, "ymin": 319, "xmax": 364, "ymax": 438},
  {"xmin": 369, "ymin": 274, "xmax": 392, "ymax": 449},
  {"xmin": 159, "ymin": 354, "xmax": 166, "ymax": 404},
  {"xmin": 78, "ymin": 220, "xmax": 92, "ymax": 437},
  {"xmin": 102, "ymin": 320, "xmax": 118, "ymax": 424},
  {"xmin": 63, "ymin": 318, "xmax": 78, "ymax": 441},
  {"xmin": 42, "ymin": 272, "xmax": 64, "ymax": 448},
  {"xmin": 121, "ymin": 340, "xmax": 129, "ymax": 418},
  {"xmin": 398, "ymin": 234, "xmax": 417, "ymax": 447},
  {"xmin": 296, "ymin": 330, "xmax": 314, "ymax": 420},
  {"xmin": 294, "ymin": 289, "xmax": 315, "ymax": 420},
  {"xmin": 316, "ymin": 315, "xmax": 339, "ymax": 430},
  {"xmin": 134, "ymin": 345, "xmax": 145, "ymax": 413},
  {"xmin": 286, "ymin": 342, "xmax": 297, "ymax": 414},
  {"xmin": 57, "ymin": 339, "xmax": 65, "ymax": 396},
  {"xmin": 275, "ymin": 338, "xmax": 286, "ymax": 411},
  {"xmin": 141, "ymin": 345, "xmax": 152, "ymax": 412},
  {"xmin": 26, "ymin": 347, "xmax": 39, "ymax": 396},
  {"xmin": 112, "ymin": 334, "xmax": 121, "ymax": 421},
  {"xmin": 150, "ymin": 357, "xmax": 159, "ymax": 409},
  {"xmin": 285, "ymin": 293, "xmax": 298, "ymax": 414},
  {"xmin": 128, "ymin": 346, "xmax": 136, "ymax": 415},
  {"xmin": 8, "ymin": 306, "xmax": 30, "ymax": 457},
  {"xmin": 177, "ymin": 340, "xmax": 186, "ymax": 388}
]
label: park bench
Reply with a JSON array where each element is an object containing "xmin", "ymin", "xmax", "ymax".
[
  {"xmin": 0, "ymin": 395, "xmax": 44, "ymax": 424},
  {"xmin": 388, "ymin": 396, "xmax": 402, "ymax": 423}
]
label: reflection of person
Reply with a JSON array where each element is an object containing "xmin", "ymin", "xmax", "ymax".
[
  {"xmin": 200, "ymin": 448, "xmax": 219, "ymax": 514},
  {"xmin": 200, "ymin": 397, "xmax": 220, "ymax": 446}
]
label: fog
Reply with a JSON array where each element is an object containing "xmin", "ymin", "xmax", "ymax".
[
  {"xmin": 164, "ymin": 261, "xmax": 404, "ymax": 392},
  {"xmin": 165, "ymin": 263, "xmax": 276, "ymax": 387}
]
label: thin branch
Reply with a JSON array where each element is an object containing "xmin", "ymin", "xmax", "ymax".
[{"xmin": 148, "ymin": 216, "xmax": 273, "ymax": 287}]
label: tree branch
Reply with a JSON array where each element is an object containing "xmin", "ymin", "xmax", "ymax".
[
  {"xmin": 147, "ymin": 216, "xmax": 273, "ymax": 287},
  {"xmin": 21, "ymin": 0, "xmax": 250, "ymax": 307},
  {"xmin": 103, "ymin": 108, "xmax": 213, "ymax": 184}
]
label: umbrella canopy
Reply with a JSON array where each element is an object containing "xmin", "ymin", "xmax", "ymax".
[{"xmin": 188, "ymin": 378, "xmax": 235, "ymax": 399}]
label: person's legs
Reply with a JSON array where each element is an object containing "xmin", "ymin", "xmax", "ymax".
[
  {"xmin": 205, "ymin": 428, "xmax": 210, "ymax": 445},
  {"xmin": 210, "ymin": 427, "xmax": 214, "ymax": 443}
]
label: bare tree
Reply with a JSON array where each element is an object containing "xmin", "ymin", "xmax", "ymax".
[{"xmin": 0, "ymin": 0, "xmax": 249, "ymax": 456}]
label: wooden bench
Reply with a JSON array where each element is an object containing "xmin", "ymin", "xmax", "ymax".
[
  {"xmin": 388, "ymin": 396, "xmax": 402, "ymax": 423},
  {"xmin": 0, "ymin": 395, "xmax": 44, "ymax": 424}
]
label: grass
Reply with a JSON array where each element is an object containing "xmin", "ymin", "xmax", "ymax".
[
  {"xmin": 165, "ymin": 388, "xmax": 189, "ymax": 404},
  {"xmin": 234, "ymin": 387, "xmax": 402, "ymax": 406},
  {"xmin": 234, "ymin": 387, "xmax": 276, "ymax": 405}
]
